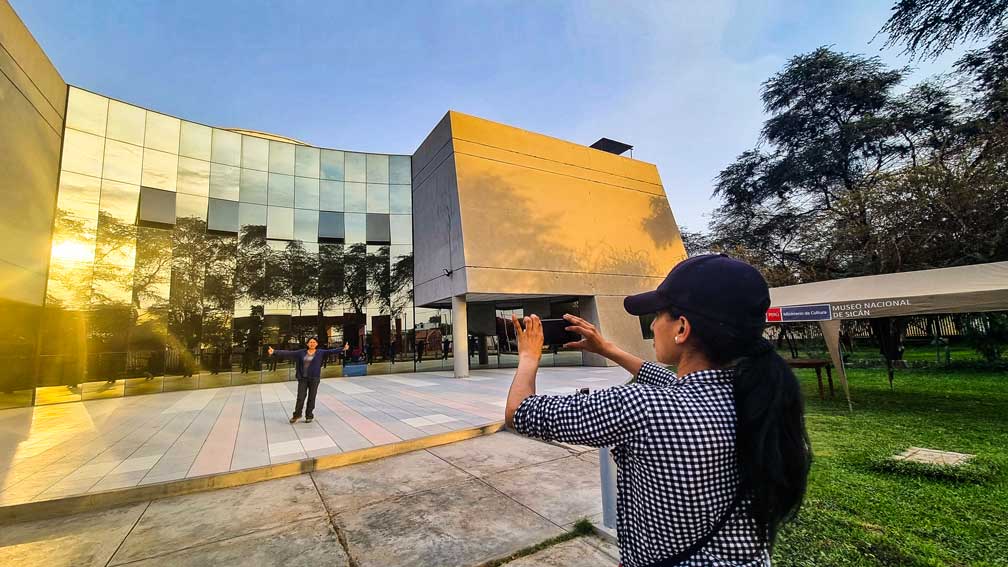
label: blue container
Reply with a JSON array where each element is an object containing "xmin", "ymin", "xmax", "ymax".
[{"xmin": 343, "ymin": 363, "xmax": 368, "ymax": 377}]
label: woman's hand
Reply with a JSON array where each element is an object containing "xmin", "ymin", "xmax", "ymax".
[
  {"xmin": 268, "ymin": 346, "xmax": 274, "ymax": 356},
  {"xmin": 562, "ymin": 314, "xmax": 614, "ymax": 357},
  {"xmin": 513, "ymin": 314, "xmax": 543, "ymax": 364}
]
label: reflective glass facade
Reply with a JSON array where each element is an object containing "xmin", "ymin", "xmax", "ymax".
[{"xmin": 36, "ymin": 87, "xmax": 416, "ymax": 404}]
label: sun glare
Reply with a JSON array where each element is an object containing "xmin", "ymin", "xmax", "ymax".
[{"xmin": 51, "ymin": 239, "xmax": 95, "ymax": 263}]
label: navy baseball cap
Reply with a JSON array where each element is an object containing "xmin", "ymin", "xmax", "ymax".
[{"xmin": 624, "ymin": 254, "xmax": 770, "ymax": 330}]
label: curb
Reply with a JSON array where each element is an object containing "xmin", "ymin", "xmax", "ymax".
[{"xmin": 0, "ymin": 421, "xmax": 504, "ymax": 526}]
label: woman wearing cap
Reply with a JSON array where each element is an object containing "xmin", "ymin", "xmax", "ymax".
[
  {"xmin": 269, "ymin": 337, "xmax": 348, "ymax": 424},
  {"xmin": 506, "ymin": 254, "xmax": 811, "ymax": 566}
]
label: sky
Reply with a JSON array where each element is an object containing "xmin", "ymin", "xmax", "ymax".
[{"xmin": 12, "ymin": 0, "xmax": 969, "ymax": 231}]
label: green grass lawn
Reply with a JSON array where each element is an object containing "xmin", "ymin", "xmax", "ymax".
[{"xmin": 773, "ymin": 367, "xmax": 1008, "ymax": 566}]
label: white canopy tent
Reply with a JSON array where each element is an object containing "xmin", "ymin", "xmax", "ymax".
[{"xmin": 767, "ymin": 261, "xmax": 1008, "ymax": 411}]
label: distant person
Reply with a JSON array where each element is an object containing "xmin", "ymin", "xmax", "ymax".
[
  {"xmin": 269, "ymin": 337, "xmax": 347, "ymax": 424},
  {"xmin": 415, "ymin": 339, "xmax": 426, "ymax": 362},
  {"xmin": 506, "ymin": 254, "xmax": 812, "ymax": 566},
  {"xmin": 442, "ymin": 338, "xmax": 450, "ymax": 360}
]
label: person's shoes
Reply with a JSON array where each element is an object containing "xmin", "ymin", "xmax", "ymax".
[
  {"xmin": 305, "ymin": 416, "xmax": 314, "ymax": 423},
  {"xmin": 289, "ymin": 416, "xmax": 299, "ymax": 424}
]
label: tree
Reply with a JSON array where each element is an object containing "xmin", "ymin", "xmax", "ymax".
[{"xmin": 880, "ymin": 0, "xmax": 1008, "ymax": 59}]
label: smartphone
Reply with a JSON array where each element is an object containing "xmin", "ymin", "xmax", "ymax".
[{"xmin": 540, "ymin": 318, "xmax": 581, "ymax": 346}]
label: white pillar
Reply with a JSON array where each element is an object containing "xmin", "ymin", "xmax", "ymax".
[
  {"xmin": 452, "ymin": 295, "xmax": 469, "ymax": 378},
  {"xmin": 819, "ymin": 319, "xmax": 852, "ymax": 412}
]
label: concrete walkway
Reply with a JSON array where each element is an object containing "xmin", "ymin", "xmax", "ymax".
[
  {"xmin": 0, "ymin": 431, "xmax": 621, "ymax": 567},
  {"xmin": 0, "ymin": 367, "xmax": 628, "ymax": 506}
]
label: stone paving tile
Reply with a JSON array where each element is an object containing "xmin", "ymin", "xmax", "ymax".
[
  {"xmin": 313, "ymin": 449, "xmax": 472, "ymax": 513},
  {"xmin": 111, "ymin": 518, "xmax": 349, "ymax": 567},
  {"xmin": 111, "ymin": 475, "xmax": 327, "ymax": 564},
  {"xmin": 428, "ymin": 431, "xmax": 573, "ymax": 477},
  {"xmin": 338, "ymin": 478, "xmax": 564, "ymax": 567},
  {"xmin": 0, "ymin": 501, "xmax": 148, "ymax": 567},
  {"xmin": 503, "ymin": 536, "xmax": 620, "ymax": 567},
  {"xmin": 484, "ymin": 455, "xmax": 603, "ymax": 526}
]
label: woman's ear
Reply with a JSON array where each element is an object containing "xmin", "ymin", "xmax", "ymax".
[{"xmin": 679, "ymin": 316, "xmax": 692, "ymax": 342}]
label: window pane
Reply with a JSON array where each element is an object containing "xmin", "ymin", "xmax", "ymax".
[
  {"xmin": 141, "ymin": 148, "xmax": 178, "ymax": 191},
  {"xmin": 209, "ymin": 163, "xmax": 240, "ymax": 201},
  {"xmin": 365, "ymin": 154, "xmax": 389, "ymax": 183},
  {"xmin": 61, "ymin": 129, "xmax": 105, "ymax": 178},
  {"xmin": 345, "ymin": 182, "xmax": 366, "ymax": 212},
  {"xmin": 319, "ymin": 180, "xmax": 344, "ymax": 212},
  {"xmin": 294, "ymin": 209, "xmax": 319, "ymax": 242},
  {"xmin": 267, "ymin": 206, "xmax": 294, "ymax": 240},
  {"xmin": 268, "ymin": 141, "xmax": 295, "ymax": 174},
  {"xmin": 102, "ymin": 140, "xmax": 142, "ymax": 185},
  {"xmin": 366, "ymin": 213, "xmax": 390, "ymax": 244},
  {"xmin": 320, "ymin": 149, "xmax": 344, "ymax": 180},
  {"xmin": 138, "ymin": 187, "xmax": 176, "ymax": 227},
  {"xmin": 390, "ymin": 214, "xmax": 412, "ymax": 244},
  {"xmin": 345, "ymin": 152, "xmax": 366, "ymax": 182},
  {"xmin": 66, "ymin": 88, "xmax": 108, "ymax": 136},
  {"xmin": 295, "ymin": 177, "xmax": 319, "ymax": 209},
  {"xmin": 239, "ymin": 202, "xmax": 267, "ymax": 229},
  {"xmin": 180, "ymin": 121, "xmax": 212, "ymax": 160},
  {"xmin": 318, "ymin": 211, "xmax": 344, "ymax": 243},
  {"xmin": 366, "ymin": 183, "xmax": 389, "ymax": 213},
  {"xmin": 345, "ymin": 213, "xmax": 366, "ymax": 244},
  {"xmin": 389, "ymin": 155, "xmax": 411, "ymax": 184},
  {"xmin": 107, "ymin": 100, "xmax": 146, "ymax": 145},
  {"xmin": 177, "ymin": 157, "xmax": 211, "ymax": 197},
  {"xmin": 208, "ymin": 198, "xmax": 239, "ymax": 233},
  {"xmin": 242, "ymin": 135, "xmax": 269, "ymax": 171},
  {"xmin": 56, "ymin": 171, "xmax": 101, "ymax": 220},
  {"xmin": 144, "ymin": 112, "xmax": 181, "ymax": 153},
  {"xmin": 267, "ymin": 173, "xmax": 294, "ymax": 207},
  {"xmin": 240, "ymin": 169, "xmax": 268, "ymax": 204},
  {"xmin": 176, "ymin": 193, "xmax": 208, "ymax": 222},
  {"xmin": 295, "ymin": 146, "xmax": 320, "ymax": 178},
  {"xmin": 389, "ymin": 185, "xmax": 411, "ymax": 214},
  {"xmin": 99, "ymin": 179, "xmax": 140, "ymax": 224},
  {"xmin": 211, "ymin": 129, "xmax": 241, "ymax": 166}
]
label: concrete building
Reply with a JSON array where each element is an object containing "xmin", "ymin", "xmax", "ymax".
[{"xmin": 0, "ymin": 1, "xmax": 686, "ymax": 408}]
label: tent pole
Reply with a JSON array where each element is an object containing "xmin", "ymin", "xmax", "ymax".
[{"xmin": 819, "ymin": 319, "xmax": 852, "ymax": 412}]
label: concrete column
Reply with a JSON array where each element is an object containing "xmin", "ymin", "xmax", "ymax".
[
  {"xmin": 451, "ymin": 295, "xmax": 469, "ymax": 378},
  {"xmin": 477, "ymin": 335, "xmax": 489, "ymax": 365}
]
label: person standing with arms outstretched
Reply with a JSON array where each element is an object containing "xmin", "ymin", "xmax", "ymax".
[{"xmin": 269, "ymin": 337, "xmax": 347, "ymax": 424}]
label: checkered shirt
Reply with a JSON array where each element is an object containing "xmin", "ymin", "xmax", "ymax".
[{"xmin": 512, "ymin": 362, "xmax": 769, "ymax": 567}]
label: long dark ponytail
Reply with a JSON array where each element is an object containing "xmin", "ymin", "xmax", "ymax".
[{"xmin": 670, "ymin": 309, "xmax": 812, "ymax": 546}]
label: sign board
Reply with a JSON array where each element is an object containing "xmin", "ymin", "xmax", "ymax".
[{"xmin": 766, "ymin": 304, "xmax": 832, "ymax": 322}]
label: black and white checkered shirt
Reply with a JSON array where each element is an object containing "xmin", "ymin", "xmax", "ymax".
[{"xmin": 513, "ymin": 362, "xmax": 769, "ymax": 567}]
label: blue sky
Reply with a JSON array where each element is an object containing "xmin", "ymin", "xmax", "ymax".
[{"xmin": 12, "ymin": 1, "xmax": 968, "ymax": 231}]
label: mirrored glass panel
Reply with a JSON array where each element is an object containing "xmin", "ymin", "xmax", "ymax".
[
  {"xmin": 365, "ymin": 154, "xmax": 389, "ymax": 183},
  {"xmin": 318, "ymin": 211, "xmax": 344, "ymax": 243},
  {"xmin": 56, "ymin": 172, "xmax": 102, "ymax": 220},
  {"xmin": 319, "ymin": 180, "xmax": 344, "ymax": 212},
  {"xmin": 345, "ymin": 152, "xmax": 366, "ymax": 182},
  {"xmin": 176, "ymin": 193, "xmax": 208, "ymax": 223},
  {"xmin": 295, "ymin": 146, "xmax": 320, "ymax": 178},
  {"xmin": 345, "ymin": 182, "xmax": 366, "ymax": 212},
  {"xmin": 61, "ymin": 129, "xmax": 105, "ymax": 178},
  {"xmin": 294, "ymin": 177, "xmax": 319, "ymax": 209},
  {"xmin": 240, "ymin": 168, "xmax": 268, "ymax": 204},
  {"xmin": 106, "ymin": 101, "xmax": 146, "ymax": 146},
  {"xmin": 239, "ymin": 202, "xmax": 267, "ymax": 229},
  {"xmin": 366, "ymin": 214, "xmax": 391, "ymax": 244},
  {"xmin": 366, "ymin": 183, "xmax": 389, "ymax": 213},
  {"xmin": 389, "ymin": 155, "xmax": 411, "ymax": 184},
  {"xmin": 345, "ymin": 213, "xmax": 366, "ymax": 244},
  {"xmin": 209, "ymin": 162, "xmax": 240, "ymax": 201},
  {"xmin": 144, "ymin": 112, "xmax": 181, "ymax": 153},
  {"xmin": 242, "ymin": 135, "xmax": 269, "ymax": 171},
  {"xmin": 208, "ymin": 198, "xmax": 239, "ymax": 233},
  {"xmin": 98, "ymin": 179, "xmax": 140, "ymax": 224},
  {"xmin": 141, "ymin": 148, "xmax": 178, "ymax": 191},
  {"xmin": 294, "ymin": 209, "xmax": 319, "ymax": 243},
  {"xmin": 266, "ymin": 206, "xmax": 294, "ymax": 240},
  {"xmin": 390, "ymin": 214, "xmax": 412, "ymax": 244},
  {"xmin": 267, "ymin": 173, "xmax": 294, "ymax": 207},
  {"xmin": 320, "ymin": 149, "xmax": 344, "ymax": 180},
  {"xmin": 211, "ymin": 129, "xmax": 241, "ymax": 166},
  {"xmin": 179, "ymin": 121, "xmax": 212, "ymax": 160},
  {"xmin": 177, "ymin": 157, "xmax": 211, "ymax": 197},
  {"xmin": 389, "ymin": 185, "xmax": 411, "ymax": 214},
  {"xmin": 66, "ymin": 88, "xmax": 108, "ymax": 136},
  {"xmin": 102, "ymin": 140, "xmax": 143, "ymax": 185},
  {"xmin": 268, "ymin": 141, "xmax": 295, "ymax": 175}
]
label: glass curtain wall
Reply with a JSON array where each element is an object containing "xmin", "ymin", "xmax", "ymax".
[{"xmin": 36, "ymin": 87, "xmax": 414, "ymax": 404}]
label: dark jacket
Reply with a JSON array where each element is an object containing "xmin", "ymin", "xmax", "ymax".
[{"xmin": 272, "ymin": 347, "xmax": 344, "ymax": 380}]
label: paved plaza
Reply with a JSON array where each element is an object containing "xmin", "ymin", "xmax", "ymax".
[{"xmin": 0, "ymin": 366, "xmax": 628, "ymax": 507}]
